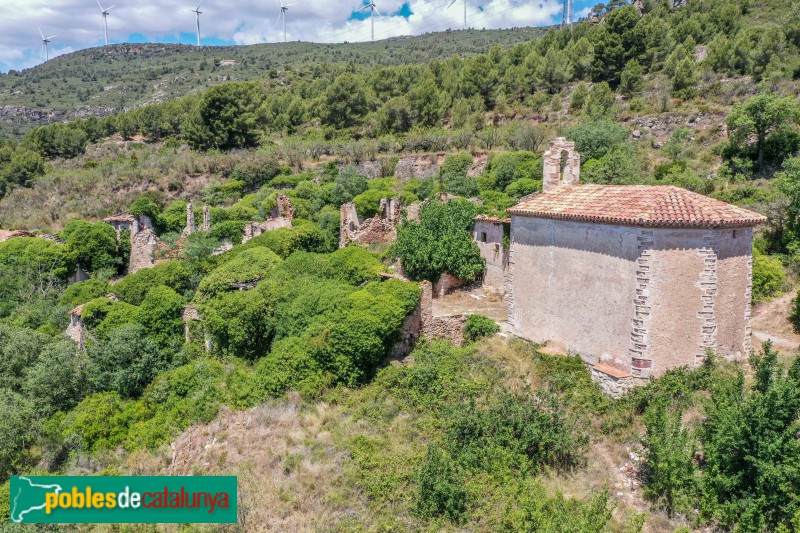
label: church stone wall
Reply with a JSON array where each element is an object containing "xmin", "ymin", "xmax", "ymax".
[{"xmin": 509, "ymin": 219, "xmax": 753, "ymax": 378}]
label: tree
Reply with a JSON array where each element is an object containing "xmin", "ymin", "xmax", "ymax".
[
  {"xmin": 322, "ymin": 73, "xmax": 369, "ymax": 129},
  {"xmin": 393, "ymin": 199, "xmax": 484, "ymax": 283},
  {"xmin": 88, "ymin": 323, "xmax": 169, "ymax": 399},
  {"xmin": 727, "ymin": 92, "xmax": 800, "ymax": 171},
  {"xmin": 181, "ymin": 82, "xmax": 267, "ymax": 150},
  {"xmin": 536, "ymin": 48, "xmax": 572, "ymax": 94},
  {"xmin": 586, "ymin": 82, "xmax": 616, "ymax": 118},
  {"xmin": 0, "ymin": 390, "xmax": 39, "ymax": 481},
  {"xmin": 565, "ymin": 119, "xmax": 628, "ymax": 161},
  {"xmin": 619, "ymin": 59, "xmax": 644, "ymax": 98},
  {"xmin": 25, "ymin": 123, "xmax": 87, "ymax": 159},
  {"xmin": 22, "ymin": 338, "xmax": 88, "ymax": 416},
  {"xmin": 61, "ymin": 220, "xmax": 120, "ymax": 274},
  {"xmin": 670, "ymin": 57, "xmax": 698, "ymax": 99},
  {"xmin": 0, "ymin": 149, "xmax": 45, "ymax": 189},
  {"xmin": 331, "ymin": 166, "xmax": 368, "ymax": 206}
]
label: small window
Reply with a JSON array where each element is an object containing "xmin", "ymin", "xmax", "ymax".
[
  {"xmin": 732, "ymin": 230, "xmax": 737, "ymax": 238},
  {"xmin": 480, "ymin": 232, "xmax": 487, "ymax": 243}
]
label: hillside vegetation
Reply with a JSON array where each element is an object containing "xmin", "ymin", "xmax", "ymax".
[
  {"xmin": 0, "ymin": 28, "xmax": 545, "ymax": 136},
  {"xmin": 0, "ymin": 0, "xmax": 800, "ymax": 531}
]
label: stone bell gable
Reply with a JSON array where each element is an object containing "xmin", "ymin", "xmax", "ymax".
[{"xmin": 542, "ymin": 137, "xmax": 580, "ymax": 192}]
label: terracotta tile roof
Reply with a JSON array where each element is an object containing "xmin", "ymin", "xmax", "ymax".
[
  {"xmin": 474, "ymin": 215, "xmax": 511, "ymax": 223},
  {"xmin": 508, "ymin": 185, "xmax": 766, "ymax": 228}
]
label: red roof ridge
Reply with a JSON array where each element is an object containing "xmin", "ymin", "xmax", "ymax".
[{"xmin": 508, "ymin": 184, "xmax": 766, "ymax": 229}]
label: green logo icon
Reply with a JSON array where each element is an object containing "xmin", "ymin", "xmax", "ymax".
[{"xmin": 9, "ymin": 476, "xmax": 237, "ymax": 524}]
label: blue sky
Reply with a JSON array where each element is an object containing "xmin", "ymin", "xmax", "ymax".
[{"xmin": 0, "ymin": 0, "xmax": 599, "ymax": 72}]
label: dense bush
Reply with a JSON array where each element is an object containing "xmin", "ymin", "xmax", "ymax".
[
  {"xmin": 113, "ymin": 260, "xmax": 193, "ymax": 305},
  {"xmin": 59, "ymin": 279, "xmax": 110, "ymax": 306},
  {"xmin": 464, "ymin": 314, "xmax": 499, "ymax": 342},
  {"xmin": 61, "ymin": 220, "xmax": 120, "ymax": 274},
  {"xmin": 751, "ymin": 251, "xmax": 785, "ymax": 303},
  {"xmin": 565, "ymin": 119, "xmax": 629, "ymax": 161},
  {"xmin": 196, "ymin": 247, "xmax": 281, "ymax": 299},
  {"xmin": 486, "ymin": 151, "xmax": 541, "ymax": 191},
  {"xmin": 394, "ymin": 199, "xmax": 484, "ymax": 283},
  {"xmin": 323, "ymin": 246, "xmax": 385, "ymax": 286}
]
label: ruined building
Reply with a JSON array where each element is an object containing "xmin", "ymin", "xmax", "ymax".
[
  {"xmin": 243, "ymin": 194, "xmax": 294, "ymax": 243},
  {"xmin": 103, "ymin": 213, "xmax": 159, "ymax": 274},
  {"xmin": 505, "ymin": 138, "xmax": 766, "ymax": 394},
  {"xmin": 339, "ymin": 197, "xmax": 402, "ymax": 248}
]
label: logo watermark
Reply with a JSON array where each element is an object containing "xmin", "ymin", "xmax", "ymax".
[{"xmin": 10, "ymin": 476, "xmax": 237, "ymax": 524}]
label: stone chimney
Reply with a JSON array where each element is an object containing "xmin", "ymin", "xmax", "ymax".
[
  {"xmin": 202, "ymin": 206, "xmax": 211, "ymax": 231},
  {"xmin": 542, "ymin": 137, "xmax": 580, "ymax": 192}
]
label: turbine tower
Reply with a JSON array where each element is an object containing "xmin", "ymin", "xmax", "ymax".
[
  {"xmin": 97, "ymin": 0, "xmax": 116, "ymax": 46},
  {"xmin": 447, "ymin": 0, "xmax": 467, "ymax": 30},
  {"xmin": 561, "ymin": 0, "xmax": 573, "ymax": 29},
  {"xmin": 359, "ymin": 1, "xmax": 381, "ymax": 42},
  {"xmin": 39, "ymin": 28, "xmax": 56, "ymax": 61},
  {"xmin": 276, "ymin": 0, "xmax": 294, "ymax": 43},
  {"xmin": 192, "ymin": 1, "xmax": 203, "ymax": 46}
]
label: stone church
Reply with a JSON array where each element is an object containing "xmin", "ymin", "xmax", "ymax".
[{"xmin": 505, "ymin": 139, "xmax": 766, "ymax": 392}]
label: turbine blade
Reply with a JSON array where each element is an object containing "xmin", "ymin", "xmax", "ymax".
[
  {"xmin": 97, "ymin": 0, "xmax": 104, "ymax": 10},
  {"xmin": 196, "ymin": 1, "xmax": 203, "ymax": 10},
  {"xmin": 276, "ymin": 11, "xmax": 282, "ymax": 26},
  {"xmin": 374, "ymin": 6, "xmax": 381, "ymax": 16},
  {"xmin": 358, "ymin": 4, "xmax": 370, "ymax": 10},
  {"xmin": 106, "ymin": 4, "xmax": 116, "ymax": 10},
  {"xmin": 38, "ymin": 26, "xmax": 45, "ymax": 39},
  {"xmin": 284, "ymin": 3, "xmax": 294, "ymax": 6},
  {"xmin": 47, "ymin": 35, "xmax": 57, "ymax": 39},
  {"xmin": 448, "ymin": 0, "xmax": 456, "ymax": 6}
]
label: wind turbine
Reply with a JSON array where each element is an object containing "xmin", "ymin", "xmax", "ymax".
[
  {"xmin": 276, "ymin": 0, "xmax": 293, "ymax": 43},
  {"xmin": 192, "ymin": 1, "xmax": 203, "ymax": 46},
  {"xmin": 97, "ymin": 0, "xmax": 116, "ymax": 46},
  {"xmin": 448, "ymin": 0, "xmax": 467, "ymax": 30},
  {"xmin": 359, "ymin": 1, "xmax": 381, "ymax": 42},
  {"xmin": 39, "ymin": 28, "xmax": 56, "ymax": 61}
]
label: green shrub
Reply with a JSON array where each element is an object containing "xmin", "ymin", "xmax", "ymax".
[
  {"xmin": 752, "ymin": 251, "xmax": 785, "ymax": 303},
  {"xmin": 128, "ymin": 196, "xmax": 161, "ymax": 221},
  {"xmin": 641, "ymin": 400, "xmax": 697, "ymax": 516},
  {"xmin": 61, "ymin": 220, "xmax": 120, "ymax": 273},
  {"xmin": 353, "ymin": 188, "xmax": 394, "ymax": 218},
  {"xmin": 252, "ymin": 336, "xmax": 325, "ymax": 398},
  {"xmin": 565, "ymin": 119, "xmax": 629, "ymax": 161},
  {"xmin": 464, "ymin": 314, "xmax": 499, "ymax": 342},
  {"xmin": 269, "ymin": 251, "xmax": 330, "ymax": 281},
  {"xmin": 200, "ymin": 288, "xmax": 274, "ymax": 360},
  {"xmin": 230, "ymin": 157, "xmax": 282, "ymax": 191},
  {"xmin": 113, "ymin": 260, "xmax": 193, "ymax": 305},
  {"xmin": 196, "ymin": 247, "xmax": 281, "ymax": 299},
  {"xmin": 0, "ymin": 237, "xmax": 74, "ymax": 283},
  {"xmin": 136, "ymin": 285, "xmax": 186, "ymax": 349},
  {"xmin": 323, "ymin": 246, "xmax": 385, "ymax": 286},
  {"xmin": 209, "ymin": 220, "xmax": 246, "ymax": 245},
  {"xmin": 486, "ymin": 151, "xmax": 540, "ymax": 190},
  {"xmin": 505, "ymin": 178, "xmax": 541, "ymax": 198},
  {"xmin": 415, "ymin": 444, "xmax": 467, "ymax": 521},
  {"xmin": 60, "ymin": 279, "xmax": 110, "ymax": 306}
]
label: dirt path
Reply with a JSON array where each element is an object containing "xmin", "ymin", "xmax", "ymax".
[{"xmin": 751, "ymin": 290, "xmax": 800, "ymax": 354}]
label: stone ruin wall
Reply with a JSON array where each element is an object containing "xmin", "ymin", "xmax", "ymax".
[
  {"xmin": 392, "ymin": 282, "xmax": 467, "ymax": 358},
  {"xmin": 339, "ymin": 197, "xmax": 402, "ymax": 248},
  {"xmin": 242, "ymin": 194, "xmax": 294, "ymax": 244},
  {"xmin": 542, "ymin": 137, "xmax": 580, "ymax": 192}
]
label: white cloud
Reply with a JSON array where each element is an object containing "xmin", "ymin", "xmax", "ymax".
[{"xmin": 0, "ymin": 0, "xmax": 565, "ymax": 71}]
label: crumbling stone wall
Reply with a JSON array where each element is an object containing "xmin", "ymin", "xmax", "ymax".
[
  {"xmin": 65, "ymin": 305, "xmax": 86, "ymax": 349},
  {"xmin": 391, "ymin": 281, "xmax": 467, "ymax": 357},
  {"xmin": 394, "ymin": 154, "xmax": 445, "ymax": 181},
  {"xmin": 339, "ymin": 197, "xmax": 402, "ymax": 248},
  {"xmin": 242, "ymin": 194, "xmax": 294, "ymax": 244},
  {"xmin": 103, "ymin": 213, "xmax": 159, "ymax": 274},
  {"xmin": 182, "ymin": 305, "xmax": 212, "ymax": 351},
  {"xmin": 542, "ymin": 137, "xmax": 580, "ymax": 192}
]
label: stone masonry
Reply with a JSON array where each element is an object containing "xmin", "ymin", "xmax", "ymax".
[
  {"xmin": 542, "ymin": 137, "xmax": 580, "ymax": 192},
  {"xmin": 242, "ymin": 194, "xmax": 295, "ymax": 243},
  {"xmin": 103, "ymin": 213, "xmax": 159, "ymax": 274},
  {"xmin": 339, "ymin": 197, "xmax": 402, "ymax": 248}
]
